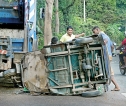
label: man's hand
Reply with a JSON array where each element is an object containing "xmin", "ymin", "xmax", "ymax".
[
  {"xmin": 104, "ymin": 39, "xmax": 108, "ymax": 44},
  {"xmin": 81, "ymin": 33, "xmax": 85, "ymax": 36},
  {"xmin": 75, "ymin": 33, "xmax": 85, "ymax": 38}
]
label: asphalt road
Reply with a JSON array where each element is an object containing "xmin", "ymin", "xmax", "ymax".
[{"xmin": 0, "ymin": 56, "xmax": 126, "ymax": 106}]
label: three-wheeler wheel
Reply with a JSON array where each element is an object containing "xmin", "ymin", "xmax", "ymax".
[
  {"xmin": 81, "ymin": 84, "xmax": 105, "ymax": 97},
  {"xmin": 81, "ymin": 90, "xmax": 100, "ymax": 97}
]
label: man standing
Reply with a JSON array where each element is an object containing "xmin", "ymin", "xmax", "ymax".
[
  {"xmin": 92, "ymin": 26, "xmax": 120, "ymax": 91},
  {"xmin": 60, "ymin": 26, "xmax": 85, "ymax": 43}
]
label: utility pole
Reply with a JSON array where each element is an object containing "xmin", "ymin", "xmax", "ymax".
[{"xmin": 84, "ymin": 0, "xmax": 86, "ymax": 22}]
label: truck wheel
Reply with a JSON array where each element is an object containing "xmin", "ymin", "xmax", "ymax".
[
  {"xmin": 119, "ymin": 68, "xmax": 126, "ymax": 75},
  {"xmin": 119, "ymin": 62, "xmax": 126, "ymax": 75},
  {"xmin": 81, "ymin": 90, "xmax": 100, "ymax": 97}
]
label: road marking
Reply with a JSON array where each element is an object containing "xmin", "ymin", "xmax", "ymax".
[{"xmin": 121, "ymin": 93, "xmax": 126, "ymax": 97}]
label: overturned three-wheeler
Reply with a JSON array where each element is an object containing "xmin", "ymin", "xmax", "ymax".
[{"xmin": 22, "ymin": 34, "xmax": 111, "ymax": 97}]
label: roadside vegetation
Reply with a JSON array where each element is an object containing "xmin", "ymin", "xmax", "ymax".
[{"xmin": 36, "ymin": 0, "xmax": 126, "ymax": 49}]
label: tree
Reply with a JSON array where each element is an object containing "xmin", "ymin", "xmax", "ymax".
[
  {"xmin": 59, "ymin": 0, "xmax": 76, "ymax": 27},
  {"xmin": 54, "ymin": 0, "xmax": 59, "ymax": 34},
  {"xmin": 44, "ymin": 0, "xmax": 54, "ymax": 45}
]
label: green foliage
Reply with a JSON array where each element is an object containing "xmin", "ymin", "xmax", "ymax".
[
  {"xmin": 82, "ymin": 18, "xmax": 105, "ymax": 36},
  {"xmin": 36, "ymin": 25, "xmax": 44, "ymax": 50},
  {"xmin": 36, "ymin": 0, "xmax": 45, "ymax": 49},
  {"xmin": 86, "ymin": 0, "xmax": 117, "ymax": 24},
  {"xmin": 106, "ymin": 24, "xmax": 124, "ymax": 44},
  {"xmin": 36, "ymin": 0, "xmax": 126, "ymax": 48},
  {"xmin": 37, "ymin": 33, "xmax": 44, "ymax": 50}
]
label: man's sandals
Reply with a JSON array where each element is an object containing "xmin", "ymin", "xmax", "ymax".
[{"xmin": 111, "ymin": 88, "xmax": 120, "ymax": 91}]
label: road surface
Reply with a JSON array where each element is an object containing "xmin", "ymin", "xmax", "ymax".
[{"xmin": 0, "ymin": 56, "xmax": 126, "ymax": 106}]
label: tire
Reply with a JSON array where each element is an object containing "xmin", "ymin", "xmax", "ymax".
[
  {"xmin": 119, "ymin": 62, "xmax": 126, "ymax": 75},
  {"xmin": 81, "ymin": 90, "xmax": 100, "ymax": 97}
]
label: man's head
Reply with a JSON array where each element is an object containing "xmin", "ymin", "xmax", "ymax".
[
  {"xmin": 67, "ymin": 26, "xmax": 73, "ymax": 36},
  {"xmin": 92, "ymin": 26, "xmax": 101, "ymax": 35}
]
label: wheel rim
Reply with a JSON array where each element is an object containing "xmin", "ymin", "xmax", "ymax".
[
  {"xmin": 119, "ymin": 62, "xmax": 126, "ymax": 75},
  {"xmin": 120, "ymin": 68, "xmax": 125, "ymax": 74}
]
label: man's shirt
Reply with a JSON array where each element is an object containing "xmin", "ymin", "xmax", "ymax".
[
  {"xmin": 121, "ymin": 38, "xmax": 126, "ymax": 53},
  {"xmin": 100, "ymin": 31, "xmax": 112, "ymax": 56},
  {"xmin": 60, "ymin": 33, "xmax": 75, "ymax": 42},
  {"xmin": 122, "ymin": 38, "xmax": 126, "ymax": 45}
]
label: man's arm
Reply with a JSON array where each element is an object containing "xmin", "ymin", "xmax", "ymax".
[
  {"xmin": 104, "ymin": 39, "xmax": 108, "ymax": 44},
  {"xmin": 101, "ymin": 32, "xmax": 108, "ymax": 44},
  {"xmin": 75, "ymin": 33, "xmax": 85, "ymax": 38},
  {"xmin": 110, "ymin": 41, "xmax": 114, "ymax": 52}
]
